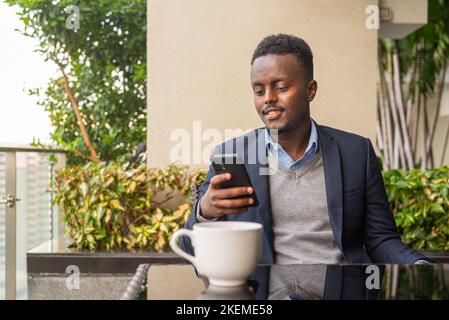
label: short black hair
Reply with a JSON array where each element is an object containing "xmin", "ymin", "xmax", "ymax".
[{"xmin": 251, "ymin": 34, "xmax": 313, "ymax": 81}]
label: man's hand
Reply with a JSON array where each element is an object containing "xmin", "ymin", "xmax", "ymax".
[{"xmin": 199, "ymin": 173, "xmax": 255, "ymax": 219}]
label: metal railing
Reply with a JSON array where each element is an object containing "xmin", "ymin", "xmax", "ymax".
[
  {"xmin": 0, "ymin": 145, "xmax": 66, "ymax": 300},
  {"xmin": 120, "ymin": 264, "xmax": 149, "ymax": 300}
]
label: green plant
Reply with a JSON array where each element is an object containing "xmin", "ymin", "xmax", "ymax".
[
  {"xmin": 383, "ymin": 166, "xmax": 449, "ymax": 250},
  {"xmin": 6, "ymin": 0, "xmax": 147, "ymax": 164},
  {"xmin": 54, "ymin": 162, "xmax": 206, "ymax": 251},
  {"xmin": 56, "ymin": 159, "xmax": 449, "ymax": 252}
]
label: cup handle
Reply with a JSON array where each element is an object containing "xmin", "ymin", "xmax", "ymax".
[{"xmin": 170, "ymin": 229, "xmax": 198, "ymax": 268}]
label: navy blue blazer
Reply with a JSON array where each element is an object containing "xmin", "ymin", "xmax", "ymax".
[{"xmin": 179, "ymin": 122, "xmax": 426, "ymax": 280}]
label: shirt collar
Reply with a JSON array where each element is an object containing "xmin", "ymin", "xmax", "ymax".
[{"xmin": 264, "ymin": 119, "xmax": 319, "ymax": 166}]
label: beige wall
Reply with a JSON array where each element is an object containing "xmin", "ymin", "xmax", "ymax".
[
  {"xmin": 147, "ymin": 0, "xmax": 378, "ymax": 168},
  {"xmin": 379, "ymin": 0, "xmax": 428, "ymax": 38}
]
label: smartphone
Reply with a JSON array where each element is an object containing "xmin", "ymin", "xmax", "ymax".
[{"xmin": 210, "ymin": 153, "xmax": 259, "ymax": 207}]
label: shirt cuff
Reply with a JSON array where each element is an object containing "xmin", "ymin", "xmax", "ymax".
[{"xmin": 196, "ymin": 197, "xmax": 218, "ymax": 223}]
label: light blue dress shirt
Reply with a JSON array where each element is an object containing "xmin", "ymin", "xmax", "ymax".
[{"xmin": 264, "ymin": 120, "xmax": 319, "ymax": 170}]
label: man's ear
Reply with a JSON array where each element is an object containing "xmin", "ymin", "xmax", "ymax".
[{"xmin": 307, "ymin": 80, "xmax": 318, "ymax": 102}]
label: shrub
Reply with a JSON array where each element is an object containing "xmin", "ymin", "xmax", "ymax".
[
  {"xmin": 383, "ymin": 166, "xmax": 449, "ymax": 250},
  {"xmin": 54, "ymin": 162, "xmax": 206, "ymax": 251},
  {"xmin": 56, "ymin": 161, "xmax": 449, "ymax": 252}
]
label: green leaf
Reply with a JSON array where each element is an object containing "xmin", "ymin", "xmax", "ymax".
[
  {"xmin": 109, "ymin": 199, "xmax": 124, "ymax": 211},
  {"xmin": 395, "ymin": 181, "xmax": 409, "ymax": 188}
]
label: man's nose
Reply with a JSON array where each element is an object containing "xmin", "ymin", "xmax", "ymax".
[{"xmin": 264, "ymin": 88, "xmax": 277, "ymax": 105}]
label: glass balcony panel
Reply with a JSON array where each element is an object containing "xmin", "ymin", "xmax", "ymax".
[
  {"xmin": 16, "ymin": 152, "xmax": 54, "ymax": 299},
  {"xmin": 0, "ymin": 152, "xmax": 6, "ymax": 300}
]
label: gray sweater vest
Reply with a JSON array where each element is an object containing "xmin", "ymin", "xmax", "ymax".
[
  {"xmin": 268, "ymin": 148, "xmax": 344, "ymax": 264},
  {"xmin": 267, "ymin": 148, "xmax": 344, "ymax": 299}
]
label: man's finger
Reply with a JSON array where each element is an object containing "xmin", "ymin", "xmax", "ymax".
[
  {"xmin": 209, "ymin": 173, "xmax": 231, "ymax": 188},
  {"xmin": 213, "ymin": 197, "xmax": 254, "ymax": 209},
  {"xmin": 214, "ymin": 186, "xmax": 253, "ymax": 199}
]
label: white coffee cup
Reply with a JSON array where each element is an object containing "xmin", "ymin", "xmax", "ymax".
[{"xmin": 170, "ymin": 221, "xmax": 263, "ymax": 287}]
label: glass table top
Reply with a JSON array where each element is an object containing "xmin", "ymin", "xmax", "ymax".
[{"xmin": 195, "ymin": 264, "xmax": 449, "ymax": 300}]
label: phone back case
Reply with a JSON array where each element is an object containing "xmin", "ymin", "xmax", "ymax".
[{"xmin": 211, "ymin": 154, "xmax": 259, "ymax": 207}]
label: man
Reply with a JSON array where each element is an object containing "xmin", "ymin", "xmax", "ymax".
[{"xmin": 179, "ymin": 34, "xmax": 431, "ymax": 298}]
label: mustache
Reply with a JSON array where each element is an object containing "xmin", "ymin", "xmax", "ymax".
[{"xmin": 262, "ymin": 105, "xmax": 285, "ymax": 115}]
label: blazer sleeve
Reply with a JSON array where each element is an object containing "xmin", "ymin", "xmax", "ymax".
[
  {"xmin": 363, "ymin": 138, "xmax": 427, "ymax": 263},
  {"xmin": 178, "ymin": 164, "xmax": 215, "ymax": 256}
]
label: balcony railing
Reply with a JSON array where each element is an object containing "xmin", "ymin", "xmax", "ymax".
[{"xmin": 0, "ymin": 145, "xmax": 66, "ymax": 300}]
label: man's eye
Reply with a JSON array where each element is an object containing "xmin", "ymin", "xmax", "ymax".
[
  {"xmin": 255, "ymin": 90, "xmax": 265, "ymax": 96},
  {"xmin": 277, "ymin": 87, "xmax": 288, "ymax": 92}
]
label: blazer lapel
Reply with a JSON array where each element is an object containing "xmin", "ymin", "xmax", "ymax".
[
  {"xmin": 315, "ymin": 122, "xmax": 344, "ymax": 254},
  {"xmin": 246, "ymin": 128, "xmax": 275, "ymax": 262}
]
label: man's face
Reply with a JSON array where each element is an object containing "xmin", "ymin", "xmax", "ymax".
[{"xmin": 250, "ymin": 54, "xmax": 317, "ymax": 134}]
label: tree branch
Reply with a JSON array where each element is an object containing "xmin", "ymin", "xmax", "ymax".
[
  {"xmin": 392, "ymin": 44, "xmax": 414, "ymax": 170},
  {"xmin": 60, "ymin": 68, "xmax": 100, "ymax": 163},
  {"xmin": 425, "ymin": 60, "xmax": 447, "ymax": 166}
]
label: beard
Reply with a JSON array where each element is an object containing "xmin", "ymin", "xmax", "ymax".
[
  {"xmin": 261, "ymin": 103, "xmax": 310, "ymax": 135},
  {"xmin": 266, "ymin": 115, "xmax": 303, "ymax": 136}
]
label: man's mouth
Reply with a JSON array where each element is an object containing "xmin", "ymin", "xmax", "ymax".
[{"xmin": 263, "ymin": 108, "xmax": 283, "ymax": 120}]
